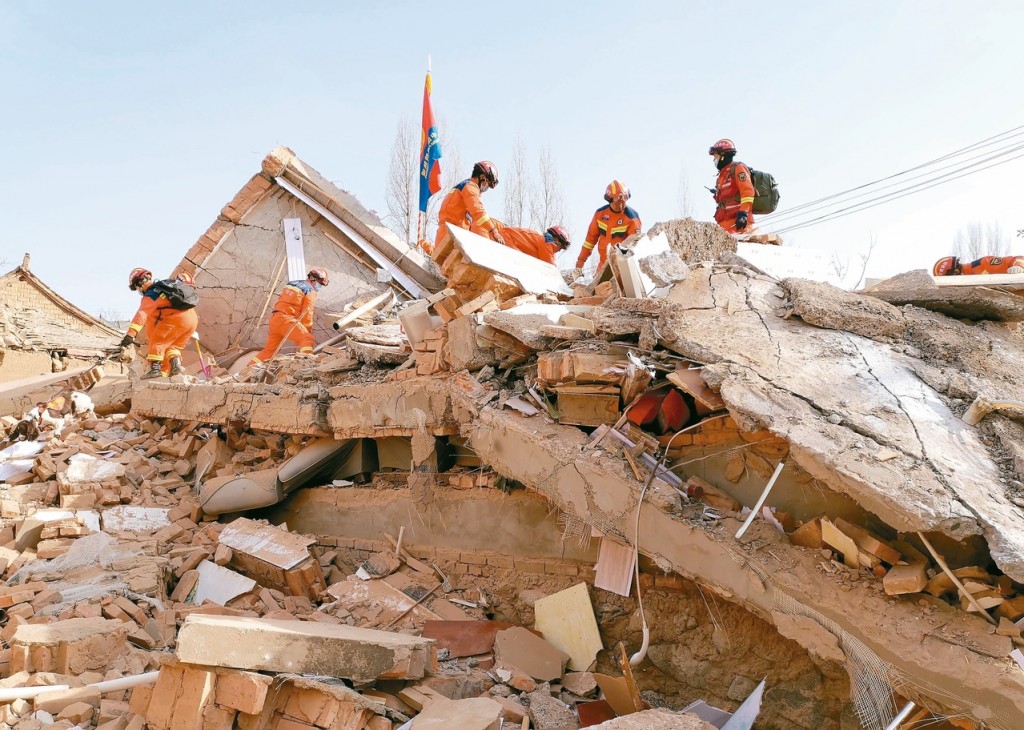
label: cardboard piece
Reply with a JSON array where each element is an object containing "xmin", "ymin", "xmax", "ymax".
[
  {"xmin": 190, "ymin": 560, "xmax": 257, "ymax": 606},
  {"xmin": 534, "ymin": 583, "xmax": 604, "ymax": 672},
  {"xmin": 493, "ymin": 626, "xmax": 569, "ymax": 682},
  {"xmin": 594, "ymin": 538, "xmax": 635, "ymax": 598}
]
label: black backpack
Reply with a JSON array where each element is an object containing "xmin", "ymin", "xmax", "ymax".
[{"xmin": 152, "ymin": 279, "xmax": 199, "ymax": 310}]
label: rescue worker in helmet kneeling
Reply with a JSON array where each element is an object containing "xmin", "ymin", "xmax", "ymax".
[
  {"xmin": 709, "ymin": 138, "xmax": 755, "ymax": 234},
  {"xmin": 576, "ymin": 180, "xmax": 642, "ymax": 270},
  {"xmin": 933, "ymin": 255, "xmax": 1024, "ymax": 277},
  {"xmin": 434, "ymin": 161, "xmax": 505, "ymax": 253},
  {"xmin": 488, "ymin": 223, "xmax": 571, "ymax": 266},
  {"xmin": 247, "ymin": 268, "xmax": 329, "ymax": 368},
  {"xmin": 121, "ymin": 268, "xmax": 199, "ymax": 379}
]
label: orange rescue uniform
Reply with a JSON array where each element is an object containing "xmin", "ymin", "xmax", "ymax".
[
  {"xmin": 249, "ymin": 280, "xmax": 318, "ymax": 366},
  {"xmin": 576, "ymin": 205, "xmax": 642, "ymax": 269},
  {"xmin": 435, "ymin": 179, "xmax": 497, "ymax": 251},
  {"xmin": 960, "ymin": 256, "xmax": 1024, "ymax": 275},
  {"xmin": 494, "ymin": 223, "xmax": 557, "ymax": 265},
  {"xmin": 714, "ymin": 162, "xmax": 755, "ymax": 233},
  {"xmin": 128, "ymin": 283, "xmax": 198, "ymax": 366}
]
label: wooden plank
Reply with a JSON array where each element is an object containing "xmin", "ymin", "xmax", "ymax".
[
  {"xmin": 834, "ymin": 518, "xmax": 902, "ymax": 565},
  {"xmin": 788, "ymin": 518, "xmax": 823, "ymax": 549},
  {"xmin": 534, "ymin": 583, "xmax": 604, "ymax": 672},
  {"xmin": 820, "ymin": 518, "xmax": 859, "ymax": 569},
  {"xmin": 455, "ymin": 291, "xmax": 496, "ymax": 317},
  {"xmin": 666, "ymin": 368, "xmax": 726, "ymax": 411},
  {"xmin": 617, "ymin": 643, "xmax": 649, "ymax": 713},
  {"xmin": 598, "ymin": 536, "xmax": 634, "ymax": 597}
]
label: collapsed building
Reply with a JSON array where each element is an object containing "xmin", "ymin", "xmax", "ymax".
[{"xmin": 1, "ymin": 148, "xmax": 1023, "ymax": 730}]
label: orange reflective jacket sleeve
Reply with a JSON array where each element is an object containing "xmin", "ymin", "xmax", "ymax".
[
  {"xmin": 734, "ymin": 163, "xmax": 755, "ymax": 216},
  {"xmin": 461, "ymin": 181, "xmax": 495, "ymax": 233},
  {"xmin": 577, "ymin": 211, "xmax": 602, "ymax": 267}
]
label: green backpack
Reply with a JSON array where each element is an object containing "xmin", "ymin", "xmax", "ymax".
[{"xmin": 748, "ymin": 167, "xmax": 780, "ymax": 214}]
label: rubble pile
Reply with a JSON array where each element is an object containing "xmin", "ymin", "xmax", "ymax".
[{"xmin": 3, "ymin": 219, "xmax": 1024, "ymax": 728}]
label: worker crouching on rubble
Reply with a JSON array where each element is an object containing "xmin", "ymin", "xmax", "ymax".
[
  {"xmin": 247, "ymin": 268, "xmax": 329, "ymax": 368},
  {"xmin": 433, "ymin": 161, "xmax": 505, "ymax": 254},
  {"xmin": 121, "ymin": 269, "xmax": 199, "ymax": 379},
  {"xmin": 492, "ymin": 223, "xmax": 571, "ymax": 265},
  {"xmin": 933, "ymin": 255, "xmax": 1024, "ymax": 276},
  {"xmin": 576, "ymin": 180, "xmax": 642, "ymax": 271},
  {"xmin": 709, "ymin": 139, "xmax": 755, "ymax": 234}
]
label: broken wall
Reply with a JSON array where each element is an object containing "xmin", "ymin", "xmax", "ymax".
[{"xmin": 191, "ymin": 187, "xmax": 386, "ymax": 356}]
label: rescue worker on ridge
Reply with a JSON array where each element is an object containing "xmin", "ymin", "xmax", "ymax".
[
  {"xmin": 933, "ymin": 255, "xmax": 1024, "ymax": 276},
  {"xmin": 120, "ymin": 269, "xmax": 199, "ymax": 379},
  {"xmin": 247, "ymin": 268, "xmax": 329, "ymax": 368},
  {"xmin": 709, "ymin": 139, "xmax": 755, "ymax": 234},
  {"xmin": 576, "ymin": 180, "xmax": 642, "ymax": 270},
  {"xmin": 492, "ymin": 223, "xmax": 571, "ymax": 266},
  {"xmin": 434, "ymin": 161, "xmax": 505, "ymax": 253}
]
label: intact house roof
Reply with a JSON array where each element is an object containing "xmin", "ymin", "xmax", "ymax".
[
  {"xmin": 0, "ymin": 254, "xmax": 121, "ymax": 357},
  {"xmin": 171, "ymin": 146, "xmax": 445, "ymax": 357}
]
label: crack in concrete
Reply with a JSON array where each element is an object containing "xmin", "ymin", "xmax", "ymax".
[{"xmin": 844, "ymin": 334, "xmax": 986, "ymax": 530}]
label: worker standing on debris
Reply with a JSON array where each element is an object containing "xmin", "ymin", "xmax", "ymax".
[
  {"xmin": 575, "ymin": 181, "xmax": 642, "ymax": 270},
  {"xmin": 709, "ymin": 139, "xmax": 755, "ymax": 234},
  {"xmin": 933, "ymin": 255, "xmax": 1024, "ymax": 276},
  {"xmin": 434, "ymin": 161, "xmax": 505, "ymax": 253},
  {"xmin": 247, "ymin": 268, "xmax": 329, "ymax": 368},
  {"xmin": 120, "ymin": 269, "xmax": 200, "ymax": 379},
  {"xmin": 494, "ymin": 223, "xmax": 571, "ymax": 265}
]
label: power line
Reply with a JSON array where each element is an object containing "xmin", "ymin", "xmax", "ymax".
[
  {"xmin": 765, "ymin": 137, "xmax": 1024, "ymax": 225},
  {"xmin": 765, "ymin": 124, "xmax": 1024, "ymax": 220},
  {"xmin": 771, "ymin": 149, "xmax": 1024, "ymax": 234}
]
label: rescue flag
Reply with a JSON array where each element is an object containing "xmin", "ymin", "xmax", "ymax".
[{"xmin": 418, "ymin": 71, "xmax": 442, "ymax": 214}]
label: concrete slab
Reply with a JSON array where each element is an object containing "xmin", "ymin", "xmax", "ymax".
[
  {"xmin": 176, "ymin": 615, "xmax": 435, "ymax": 682},
  {"xmin": 865, "ymin": 269, "xmax": 1024, "ymax": 321}
]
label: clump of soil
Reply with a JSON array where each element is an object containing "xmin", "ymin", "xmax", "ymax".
[{"xmin": 647, "ymin": 218, "xmax": 737, "ymax": 265}]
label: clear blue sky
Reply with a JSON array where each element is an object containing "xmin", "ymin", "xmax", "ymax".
[{"xmin": 2, "ymin": 2, "xmax": 1021, "ymax": 318}]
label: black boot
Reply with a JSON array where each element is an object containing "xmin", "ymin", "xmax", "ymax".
[
  {"xmin": 169, "ymin": 357, "xmax": 184, "ymax": 376},
  {"xmin": 141, "ymin": 361, "xmax": 163, "ymax": 379}
]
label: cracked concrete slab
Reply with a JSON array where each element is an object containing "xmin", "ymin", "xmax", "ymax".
[{"xmin": 652, "ymin": 268, "xmax": 1024, "ymax": 582}]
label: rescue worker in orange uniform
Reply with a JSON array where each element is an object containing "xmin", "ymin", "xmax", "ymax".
[
  {"xmin": 575, "ymin": 181, "xmax": 642, "ymax": 270},
  {"xmin": 434, "ymin": 161, "xmax": 505, "ymax": 253},
  {"xmin": 121, "ymin": 269, "xmax": 200, "ymax": 379},
  {"xmin": 247, "ymin": 268, "xmax": 329, "ymax": 367},
  {"xmin": 709, "ymin": 139, "xmax": 755, "ymax": 234},
  {"xmin": 933, "ymin": 255, "xmax": 1024, "ymax": 276},
  {"xmin": 494, "ymin": 223, "xmax": 571, "ymax": 266}
]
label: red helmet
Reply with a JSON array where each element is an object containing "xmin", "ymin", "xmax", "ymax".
[
  {"xmin": 307, "ymin": 267, "xmax": 329, "ymax": 286},
  {"xmin": 176, "ymin": 272, "xmax": 195, "ymax": 286},
  {"xmin": 128, "ymin": 268, "xmax": 152, "ymax": 291},
  {"xmin": 709, "ymin": 138, "xmax": 737, "ymax": 155},
  {"xmin": 933, "ymin": 256, "xmax": 960, "ymax": 277},
  {"xmin": 472, "ymin": 161, "xmax": 499, "ymax": 187},
  {"xmin": 604, "ymin": 180, "xmax": 630, "ymax": 203},
  {"xmin": 546, "ymin": 225, "xmax": 571, "ymax": 249}
]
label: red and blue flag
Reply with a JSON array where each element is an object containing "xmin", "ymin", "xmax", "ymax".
[{"xmin": 419, "ymin": 71, "xmax": 442, "ymax": 214}]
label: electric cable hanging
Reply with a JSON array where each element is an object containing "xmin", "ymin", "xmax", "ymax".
[
  {"xmin": 763, "ymin": 123, "xmax": 1024, "ymax": 219},
  {"xmin": 771, "ymin": 149, "xmax": 1024, "ymax": 234}
]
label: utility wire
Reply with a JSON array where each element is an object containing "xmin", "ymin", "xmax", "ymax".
[
  {"xmin": 771, "ymin": 149, "xmax": 1024, "ymax": 234},
  {"xmin": 766, "ymin": 137, "xmax": 1024, "ymax": 225},
  {"xmin": 763, "ymin": 123, "xmax": 1024, "ymax": 220}
]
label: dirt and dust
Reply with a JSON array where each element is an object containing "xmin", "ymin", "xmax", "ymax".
[
  {"xmin": 647, "ymin": 218, "xmax": 737, "ymax": 265},
  {"xmin": 589, "ymin": 710, "xmax": 716, "ymax": 729}
]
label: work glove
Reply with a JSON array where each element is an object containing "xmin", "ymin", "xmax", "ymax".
[
  {"xmin": 119, "ymin": 334, "xmax": 134, "ymax": 348},
  {"xmin": 708, "ymin": 187, "xmax": 717, "ymax": 197},
  {"xmin": 735, "ymin": 211, "xmax": 748, "ymax": 231}
]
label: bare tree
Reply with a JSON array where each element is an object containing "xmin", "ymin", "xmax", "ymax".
[
  {"xmin": 529, "ymin": 145, "xmax": 567, "ymax": 232},
  {"xmin": 383, "ymin": 115, "xmax": 418, "ymax": 244},
  {"xmin": 676, "ymin": 166, "xmax": 693, "ymax": 218},
  {"xmin": 503, "ymin": 136, "xmax": 530, "ymax": 227},
  {"xmin": 832, "ymin": 234, "xmax": 878, "ymax": 290},
  {"xmin": 954, "ymin": 220, "xmax": 1010, "ymax": 260}
]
